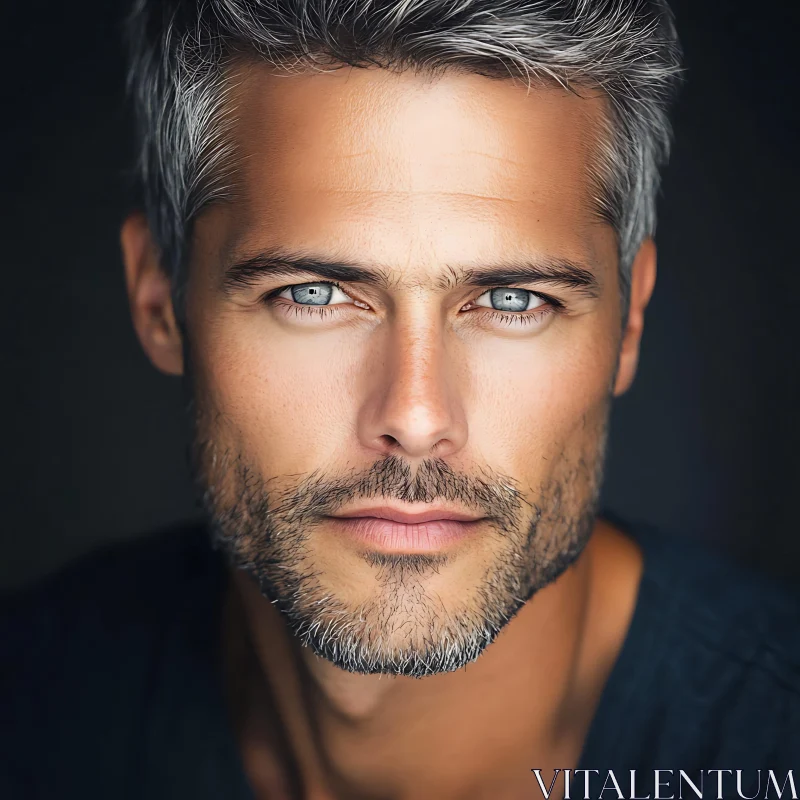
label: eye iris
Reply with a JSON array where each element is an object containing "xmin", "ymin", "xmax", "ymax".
[
  {"xmin": 490, "ymin": 288, "xmax": 529, "ymax": 312},
  {"xmin": 291, "ymin": 283, "xmax": 333, "ymax": 306}
]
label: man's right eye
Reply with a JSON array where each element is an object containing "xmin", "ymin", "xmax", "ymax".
[{"xmin": 276, "ymin": 281, "xmax": 354, "ymax": 306}]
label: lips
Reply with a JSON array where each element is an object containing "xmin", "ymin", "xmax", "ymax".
[
  {"xmin": 331, "ymin": 505, "xmax": 484, "ymax": 525},
  {"xmin": 327, "ymin": 505, "xmax": 485, "ymax": 553}
]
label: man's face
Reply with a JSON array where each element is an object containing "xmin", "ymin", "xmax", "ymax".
[{"xmin": 175, "ymin": 66, "xmax": 626, "ymax": 676}]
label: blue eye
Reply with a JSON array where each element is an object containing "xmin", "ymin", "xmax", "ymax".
[
  {"xmin": 290, "ymin": 283, "xmax": 334, "ymax": 306},
  {"xmin": 491, "ymin": 288, "xmax": 528, "ymax": 312},
  {"xmin": 474, "ymin": 288, "xmax": 545, "ymax": 313}
]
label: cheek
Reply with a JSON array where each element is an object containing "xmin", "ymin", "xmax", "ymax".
[
  {"xmin": 468, "ymin": 325, "xmax": 615, "ymax": 479},
  {"xmin": 192, "ymin": 318, "xmax": 363, "ymax": 475}
]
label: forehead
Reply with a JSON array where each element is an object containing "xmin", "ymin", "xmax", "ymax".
[{"xmin": 208, "ymin": 65, "xmax": 615, "ymax": 273}]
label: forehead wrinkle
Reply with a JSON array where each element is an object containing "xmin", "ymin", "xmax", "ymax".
[
  {"xmin": 328, "ymin": 148, "xmax": 523, "ymax": 167},
  {"xmin": 309, "ymin": 178, "xmax": 617, "ymax": 246},
  {"xmin": 315, "ymin": 188, "xmax": 523, "ymax": 204}
]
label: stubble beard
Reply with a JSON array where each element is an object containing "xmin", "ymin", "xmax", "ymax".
[{"xmin": 186, "ymin": 378, "xmax": 610, "ymax": 679}]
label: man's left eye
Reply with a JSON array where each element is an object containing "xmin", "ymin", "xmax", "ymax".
[
  {"xmin": 473, "ymin": 288, "xmax": 545, "ymax": 313},
  {"xmin": 280, "ymin": 282, "xmax": 354, "ymax": 306}
]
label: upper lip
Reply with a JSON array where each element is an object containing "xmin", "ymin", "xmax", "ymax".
[{"xmin": 330, "ymin": 505, "xmax": 484, "ymax": 524}]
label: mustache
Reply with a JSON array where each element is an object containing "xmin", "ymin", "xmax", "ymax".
[
  {"xmin": 276, "ymin": 454, "xmax": 530, "ymax": 530},
  {"xmin": 187, "ymin": 428, "xmax": 541, "ymax": 532}
]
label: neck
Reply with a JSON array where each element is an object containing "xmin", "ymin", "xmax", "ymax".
[{"xmin": 222, "ymin": 519, "xmax": 641, "ymax": 800}]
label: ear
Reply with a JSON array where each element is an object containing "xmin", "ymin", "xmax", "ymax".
[
  {"xmin": 612, "ymin": 237, "xmax": 657, "ymax": 397},
  {"xmin": 121, "ymin": 212, "xmax": 184, "ymax": 376}
]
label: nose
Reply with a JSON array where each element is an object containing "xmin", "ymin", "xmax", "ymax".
[{"xmin": 356, "ymin": 315, "xmax": 468, "ymax": 461}]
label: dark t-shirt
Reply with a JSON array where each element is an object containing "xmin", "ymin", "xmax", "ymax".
[{"xmin": 2, "ymin": 520, "xmax": 799, "ymax": 799}]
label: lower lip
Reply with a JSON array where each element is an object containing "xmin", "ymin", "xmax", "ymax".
[{"xmin": 327, "ymin": 516, "xmax": 484, "ymax": 553}]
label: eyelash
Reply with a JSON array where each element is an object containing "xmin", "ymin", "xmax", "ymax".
[{"xmin": 263, "ymin": 281, "xmax": 564, "ymax": 327}]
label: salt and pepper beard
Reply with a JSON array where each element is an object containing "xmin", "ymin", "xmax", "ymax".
[{"xmin": 184, "ymin": 356, "xmax": 611, "ymax": 678}]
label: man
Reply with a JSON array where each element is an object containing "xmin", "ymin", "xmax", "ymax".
[{"xmin": 3, "ymin": 1, "xmax": 799, "ymax": 798}]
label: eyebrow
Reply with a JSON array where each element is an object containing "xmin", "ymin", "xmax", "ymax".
[{"xmin": 221, "ymin": 249, "xmax": 602, "ymax": 298}]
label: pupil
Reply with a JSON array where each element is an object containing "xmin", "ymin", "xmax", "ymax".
[{"xmin": 490, "ymin": 287, "xmax": 528, "ymax": 313}]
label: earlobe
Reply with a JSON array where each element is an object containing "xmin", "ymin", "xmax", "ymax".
[
  {"xmin": 120, "ymin": 213, "xmax": 184, "ymax": 376},
  {"xmin": 612, "ymin": 237, "xmax": 657, "ymax": 397}
]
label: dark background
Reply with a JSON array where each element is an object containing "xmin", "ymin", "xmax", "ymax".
[{"xmin": 2, "ymin": 0, "xmax": 799, "ymax": 590}]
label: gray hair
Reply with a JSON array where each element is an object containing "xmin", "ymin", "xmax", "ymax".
[{"xmin": 125, "ymin": 0, "xmax": 682, "ymax": 319}]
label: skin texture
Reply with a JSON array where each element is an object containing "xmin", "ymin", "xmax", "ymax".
[{"xmin": 122, "ymin": 65, "xmax": 656, "ymax": 798}]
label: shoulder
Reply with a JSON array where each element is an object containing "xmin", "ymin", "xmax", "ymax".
[
  {"xmin": 0, "ymin": 521, "xmax": 221, "ymax": 794},
  {"xmin": 1, "ymin": 520, "xmax": 216, "ymax": 651},
  {"xmin": 633, "ymin": 520, "xmax": 800, "ymax": 674},
  {"xmin": 597, "ymin": 516, "xmax": 800, "ymax": 768}
]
